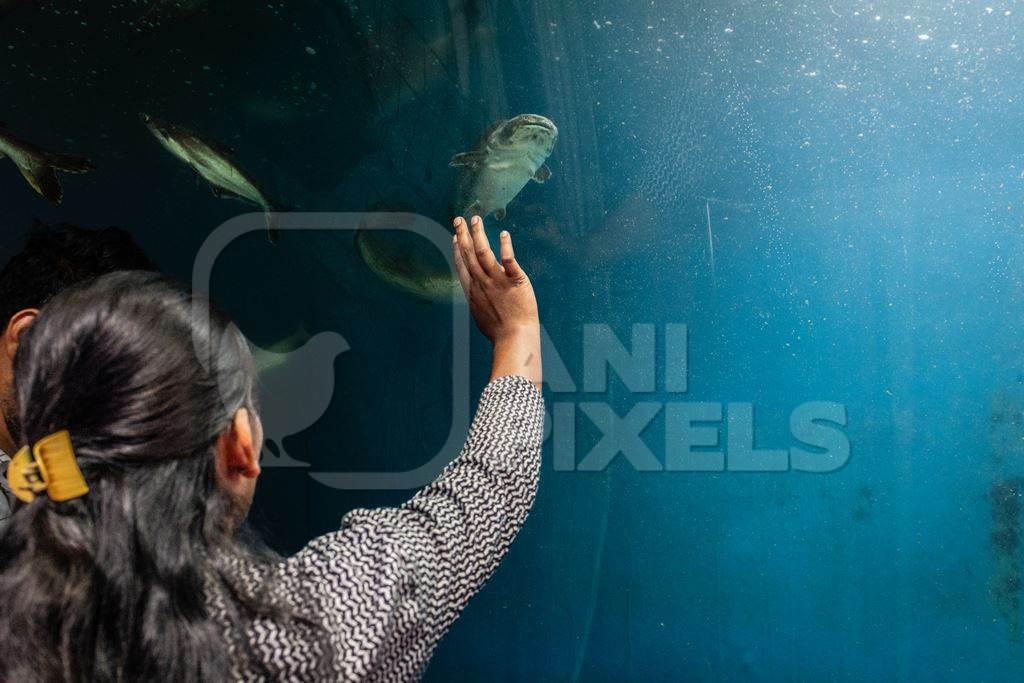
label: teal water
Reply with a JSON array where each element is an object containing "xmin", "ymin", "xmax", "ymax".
[{"xmin": 3, "ymin": 1, "xmax": 1024, "ymax": 680}]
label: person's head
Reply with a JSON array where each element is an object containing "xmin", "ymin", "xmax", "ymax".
[
  {"xmin": 0, "ymin": 271, "xmax": 267, "ymax": 681},
  {"xmin": 0, "ymin": 223, "xmax": 156, "ymax": 455}
]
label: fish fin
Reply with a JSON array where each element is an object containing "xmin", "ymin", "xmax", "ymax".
[
  {"xmin": 467, "ymin": 201, "xmax": 484, "ymax": 217},
  {"xmin": 19, "ymin": 163, "xmax": 63, "ymax": 204},
  {"xmin": 45, "ymin": 152, "xmax": 94, "ymax": 174},
  {"xmin": 265, "ymin": 211, "xmax": 280, "ymax": 244},
  {"xmin": 449, "ymin": 151, "xmax": 486, "ymax": 168},
  {"xmin": 266, "ymin": 201, "xmax": 296, "ymax": 243},
  {"xmin": 494, "ymin": 207, "xmax": 506, "ymax": 221},
  {"xmin": 210, "ymin": 184, "xmax": 244, "ymax": 200},
  {"xmin": 533, "ymin": 164, "xmax": 552, "ymax": 183}
]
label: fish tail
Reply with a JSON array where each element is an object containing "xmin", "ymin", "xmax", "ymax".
[
  {"xmin": 265, "ymin": 211, "xmax": 280, "ymax": 244},
  {"xmin": 21, "ymin": 151, "xmax": 94, "ymax": 204}
]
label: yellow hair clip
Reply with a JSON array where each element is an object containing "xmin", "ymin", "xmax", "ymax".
[{"xmin": 6, "ymin": 430, "xmax": 88, "ymax": 503}]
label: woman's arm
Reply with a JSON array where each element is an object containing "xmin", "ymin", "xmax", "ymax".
[{"xmin": 269, "ymin": 219, "xmax": 544, "ymax": 681}]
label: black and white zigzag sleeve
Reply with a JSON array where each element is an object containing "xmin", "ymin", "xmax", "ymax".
[{"xmin": 260, "ymin": 375, "xmax": 544, "ymax": 682}]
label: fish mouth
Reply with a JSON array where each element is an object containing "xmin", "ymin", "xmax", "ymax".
[
  {"xmin": 139, "ymin": 113, "xmax": 170, "ymax": 135},
  {"xmin": 495, "ymin": 114, "xmax": 557, "ymax": 152},
  {"xmin": 511, "ymin": 114, "xmax": 557, "ymax": 137},
  {"xmin": 140, "ymin": 113, "xmax": 160, "ymax": 131}
]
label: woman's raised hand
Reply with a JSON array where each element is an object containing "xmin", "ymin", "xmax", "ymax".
[{"xmin": 453, "ymin": 215, "xmax": 542, "ymax": 386}]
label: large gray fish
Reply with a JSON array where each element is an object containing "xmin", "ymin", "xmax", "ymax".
[
  {"xmin": 0, "ymin": 123, "xmax": 93, "ymax": 204},
  {"xmin": 450, "ymin": 114, "xmax": 557, "ymax": 220},
  {"xmin": 141, "ymin": 114, "xmax": 283, "ymax": 243}
]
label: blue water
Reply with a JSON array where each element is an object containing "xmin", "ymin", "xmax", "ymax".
[{"xmin": 3, "ymin": 0, "xmax": 1024, "ymax": 680}]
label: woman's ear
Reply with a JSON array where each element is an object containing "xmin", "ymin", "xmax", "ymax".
[
  {"xmin": 3, "ymin": 309, "xmax": 39, "ymax": 361},
  {"xmin": 217, "ymin": 408, "xmax": 261, "ymax": 482}
]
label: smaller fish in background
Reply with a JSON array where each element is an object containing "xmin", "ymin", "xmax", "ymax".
[
  {"xmin": 0, "ymin": 122, "xmax": 93, "ymax": 204},
  {"xmin": 451, "ymin": 114, "xmax": 557, "ymax": 220},
  {"xmin": 141, "ymin": 114, "xmax": 284, "ymax": 243},
  {"xmin": 354, "ymin": 206, "xmax": 461, "ymax": 302}
]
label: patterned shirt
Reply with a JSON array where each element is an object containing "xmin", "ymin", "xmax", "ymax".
[{"xmin": 210, "ymin": 375, "xmax": 545, "ymax": 681}]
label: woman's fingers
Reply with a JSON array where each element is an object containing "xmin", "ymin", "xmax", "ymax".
[
  {"xmin": 454, "ymin": 217, "xmax": 487, "ymax": 281},
  {"xmin": 452, "ymin": 234, "xmax": 472, "ymax": 298},
  {"xmin": 499, "ymin": 230, "xmax": 527, "ymax": 283},
  {"xmin": 470, "ymin": 215, "xmax": 504, "ymax": 278}
]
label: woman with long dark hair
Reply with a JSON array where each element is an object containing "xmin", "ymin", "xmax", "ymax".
[{"xmin": 0, "ymin": 216, "xmax": 544, "ymax": 681}]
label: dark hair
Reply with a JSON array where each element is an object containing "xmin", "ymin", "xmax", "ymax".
[
  {"xmin": 0, "ymin": 222, "xmax": 156, "ymax": 327},
  {"xmin": 0, "ymin": 271, "xmax": 307, "ymax": 681}
]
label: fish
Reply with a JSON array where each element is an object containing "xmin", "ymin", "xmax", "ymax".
[
  {"xmin": 140, "ymin": 114, "xmax": 283, "ymax": 243},
  {"xmin": 0, "ymin": 122, "xmax": 94, "ymax": 204},
  {"xmin": 354, "ymin": 209, "xmax": 460, "ymax": 302},
  {"xmin": 450, "ymin": 114, "xmax": 557, "ymax": 220}
]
